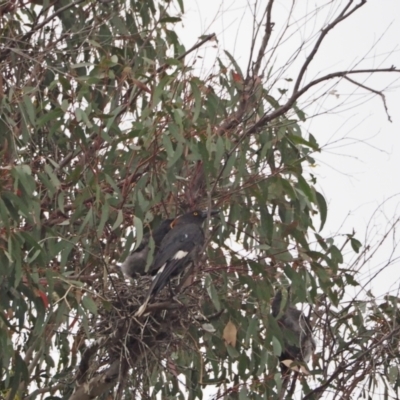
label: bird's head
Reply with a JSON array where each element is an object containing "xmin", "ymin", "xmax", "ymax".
[{"xmin": 171, "ymin": 209, "xmax": 219, "ymax": 227}]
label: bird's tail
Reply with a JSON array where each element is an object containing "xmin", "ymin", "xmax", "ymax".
[
  {"xmin": 135, "ymin": 297, "xmax": 150, "ymax": 317},
  {"xmin": 134, "ymin": 267, "xmax": 165, "ymax": 317}
]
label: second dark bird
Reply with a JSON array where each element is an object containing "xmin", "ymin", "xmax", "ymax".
[
  {"xmin": 272, "ymin": 289, "xmax": 315, "ymax": 374},
  {"xmin": 135, "ymin": 209, "xmax": 219, "ymax": 317}
]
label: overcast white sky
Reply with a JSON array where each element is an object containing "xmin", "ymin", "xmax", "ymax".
[{"xmin": 177, "ymin": 1, "xmax": 400, "ymax": 299}]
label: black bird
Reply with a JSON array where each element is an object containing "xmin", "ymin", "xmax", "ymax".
[
  {"xmin": 135, "ymin": 209, "xmax": 219, "ymax": 317},
  {"xmin": 272, "ymin": 289, "xmax": 315, "ymax": 373},
  {"xmin": 120, "ymin": 219, "xmax": 173, "ymax": 279}
]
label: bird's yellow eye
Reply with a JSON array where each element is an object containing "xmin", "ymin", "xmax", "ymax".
[{"xmin": 193, "ymin": 212, "xmax": 198, "ymax": 216}]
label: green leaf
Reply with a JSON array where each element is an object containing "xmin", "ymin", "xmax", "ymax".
[
  {"xmin": 23, "ymin": 95, "xmax": 36, "ymax": 125},
  {"xmin": 350, "ymin": 238, "xmax": 362, "ymax": 253},
  {"xmin": 78, "ymin": 207, "xmax": 93, "ymax": 234},
  {"xmin": 133, "ymin": 216, "xmax": 143, "ymax": 251},
  {"xmin": 160, "ymin": 17, "xmax": 182, "ymax": 23},
  {"xmin": 152, "ymin": 75, "xmax": 172, "ymax": 107},
  {"xmin": 97, "ymin": 203, "xmax": 109, "ymax": 237},
  {"xmin": 245, "ymin": 317, "xmax": 258, "ymax": 345},
  {"xmin": 297, "ymin": 175, "xmax": 314, "ymax": 203},
  {"xmin": 239, "ymin": 385, "xmax": 248, "ymax": 400},
  {"xmin": 162, "ymin": 133, "xmax": 174, "ymax": 157},
  {"xmin": 9, "ymin": 352, "xmax": 28, "ymax": 400},
  {"xmin": 315, "ymin": 191, "xmax": 327, "ymax": 231},
  {"xmin": 190, "ymin": 80, "xmax": 202, "ymax": 122},
  {"xmin": 176, "ymin": 0, "xmax": 184, "ymax": 12},
  {"xmin": 111, "ymin": 15, "xmax": 130, "ymax": 35},
  {"xmin": 37, "ymin": 108, "xmax": 63, "ymax": 127},
  {"xmin": 205, "ymin": 274, "xmax": 221, "ymax": 312},
  {"xmin": 330, "ymin": 245, "xmax": 343, "ymax": 265},
  {"xmin": 112, "ymin": 210, "xmax": 124, "ymax": 231},
  {"xmin": 167, "ymin": 141, "xmax": 183, "ymax": 168},
  {"xmin": 226, "ymin": 345, "xmax": 239, "ymax": 359},
  {"xmin": 44, "ymin": 163, "xmax": 61, "ymax": 190},
  {"xmin": 293, "ymin": 103, "xmax": 306, "ymax": 122},
  {"xmin": 272, "ymin": 336, "xmax": 282, "ymax": 356},
  {"xmin": 82, "ymin": 295, "xmax": 98, "ymax": 315},
  {"xmin": 288, "ymin": 133, "xmax": 319, "ymax": 151},
  {"xmin": 224, "ymin": 50, "xmax": 243, "ymax": 78}
]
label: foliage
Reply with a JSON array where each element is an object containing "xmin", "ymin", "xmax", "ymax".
[{"xmin": 0, "ymin": 0, "xmax": 399, "ymax": 399}]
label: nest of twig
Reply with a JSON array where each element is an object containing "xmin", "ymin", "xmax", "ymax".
[{"xmin": 77, "ymin": 270, "xmax": 207, "ymax": 385}]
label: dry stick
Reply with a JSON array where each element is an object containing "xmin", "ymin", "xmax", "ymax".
[
  {"xmin": 343, "ymin": 75, "xmax": 392, "ymax": 122},
  {"xmin": 285, "ymin": 372, "xmax": 299, "ymax": 400},
  {"xmin": 248, "ymin": 67, "xmax": 400, "ymax": 136},
  {"xmin": 277, "ymin": 373, "xmax": 291, "ymax": 400},
  {"xmin": 141, "ymin": 301, "xmax": 182, "ymax": 313},
  {"xmin": 292, "ymin": 0, "xmax": 367, "ymax": 96},
  {"xmin": 245, "ymin": 0, "xmax": 400, "ymax": 135},
  {"xmin": 26, "ymin": 384, "xmax": 65, "ymax": 400},
  {"xmin": 156, "ymin": 33, "xmax": 216, "ymax": 75},
  {"xmin": 68, "ymin": 359, "xmax": 120, "ymax": 400},
  {"xmin": 252, "ymin": 0, "xmax": 274, "ymax": 78},
  {"xmin": 302, "ymin": 325, "xmax": 400, "ymax": 400}
]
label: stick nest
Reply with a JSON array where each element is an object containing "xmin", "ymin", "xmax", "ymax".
[{"xmin": 77, "ymin": 272, "xmax": 207, "ymax": 384}]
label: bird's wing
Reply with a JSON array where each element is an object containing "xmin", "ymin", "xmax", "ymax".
[
  {"xmin": 148, "ymin": 224, "xmax": 205, "ymax": 295},
  {"xmin": 135, "ymin": 224, "xmax": 205, "ymax": 317},
  {"xmin": 149, "ymin": 224, "xmax": 202, "ymax": 272}
]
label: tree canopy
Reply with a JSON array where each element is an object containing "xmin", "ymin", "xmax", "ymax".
[{"xmin": 1, "ymin": 0, "xmax": 400, "ymax": 399}]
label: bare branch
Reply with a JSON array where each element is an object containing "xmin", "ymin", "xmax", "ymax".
[
  {"xmin": 26, "ymin": 383, "xmax": 64, "ymax": 400},
  {"xmin": 68, "ymin": 360, "xmax": 120, "ymax": 400},
  {"xmin": 252, "ymin": 1, "xmax": 274, "ymax": 77},
  {"xmin": 293, "ymin": 0, "xmax": 367, "ymax": 95},
  {"xmin": 343, "ymin": 75, "xmax": 392, "ymax": 122},
  {"xmin": 249, "ymin": 67, "xmax": 399, "ymax": 134},
  {"xmin": 302, "ymin": 325, "xmax": 400, "ymax": 400}
]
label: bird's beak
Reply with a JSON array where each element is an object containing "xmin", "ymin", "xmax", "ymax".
[{"xmin": 201, "ymin": 209, "xmax": 220, "ymax": 218}]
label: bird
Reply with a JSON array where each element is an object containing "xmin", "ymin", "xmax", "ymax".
[
  {"xmin": 135, "ymin": 209, "xmax": 219, "ymax": 317},
  {"xmin": 272, "ymin": 289, "xmax": 315, "ymax": 374},
  {"xmin": 120, "ymin": 218, "xmax": 173, "ymax": 279}
]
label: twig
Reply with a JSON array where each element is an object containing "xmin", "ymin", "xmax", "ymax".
[
  {"xmin": 141, "ymin": 300, "xmax": 183, "ymax": 313},
  {"xmin": 343, "ymin": 75, "xmax": 392, "ymax": 122},
  {"xmin": 248, "ymin": 67, "xmax": 399, "ymax": 135},
  {"xmin": 26, "ymin": 383, "xmax": 64, "ymax": 400},
  {"xmin": 292, "ymin": 0, "xmax": 367, "ymax": 95},
  {"xmin": 68, "ymin": 359, "xmax": 120, "ymax": 400},
  {"xmin": 253, "ymin": 0, "xmax": 274, "ymax": 77},
  {"xmin": 302, "ymin": 325, "xmax": 400, "ymax": 400},
  {"xmin": 156, "ymin": 33, "xmax": 216, "ymax": 75}
]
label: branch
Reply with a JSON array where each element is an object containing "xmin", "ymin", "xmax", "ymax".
[
  {"xmin": 302, "ymin": 325, "xmax": 400, "ymax": 400},
  {"xmin": 252, "ymin": 0, "xmax": 274, "ymax": 77},
  {"xmin": 0, "ymin": 0, "xmax": 86, "ymax": 62},
  {"xmin": 156, "ymin": 33, "xmax": 216, "ymax": 75},
  {"xmin": 68, "ymin": 360, "xmax": 120, "ymax": 400},
  {"xmin": 343, "ymin": 75, "xmax": 392, "ymax": 122},
  {"xmin": 248, "ymin": 67, "xmax": 400, "ymax": 135},
  {"xmin": 27, "ymin": 0, "xmax": 86, "ymax": 36},
  {"xmin": 292, "ymin": 0, "xmax": 367, "ymax": 95},
  {"xmin": 215, "ymin": 1, "xmax": 389, "ymax": 141},
  {"xmin": 26, "ymin": 384, "xmax": 64, "ymax": 400},
  {"xmin": 141, "ymin": 300, "xmax": 183, "ymax": 313}
]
